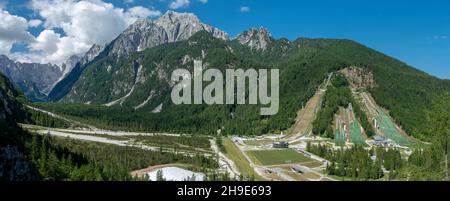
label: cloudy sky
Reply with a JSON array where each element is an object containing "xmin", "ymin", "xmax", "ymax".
[{"xmin": 0, "ymin": 0, "xmax": 449, "ymax": 79}]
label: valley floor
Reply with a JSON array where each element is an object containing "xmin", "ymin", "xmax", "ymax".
[{"xmin": 22, "ymin": 72, "xmax": 426, "ymax": 181}]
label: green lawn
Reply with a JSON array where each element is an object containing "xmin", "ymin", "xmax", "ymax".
[{"xmin": 246, "ymin": 149, "xmax": 313, "ymax": 166}]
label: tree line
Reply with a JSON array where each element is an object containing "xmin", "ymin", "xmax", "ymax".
[{"xmin": 26, "ymin": 134, "xmax": 218, "ymax": 181}]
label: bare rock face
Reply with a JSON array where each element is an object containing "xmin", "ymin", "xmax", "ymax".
[
  {"xmin": 59, "ymin": 44, "xmax": 104, "ymax": 80},
  {"xmin": 235, "ymin": 28, "xmax": 273, "ymax": 51},
  {"xmin": 80, "ymin": 44, "xmax": 105, "ymax": 66},
  {"xmin": 155, "ymin": 11, "xmax": 228, "ymax": 42},
  {"xmin": 109, "ymin": 11, "xmax": 229, "ymax": 57},
  {"xmin": 109, "ymin": 19, "xmax": 167, "ymax": 57},
  {"xmin": 340, "ymin": 67, "xmax": 376, "ymax": 89},
  {"xmin": 62, "ymin": 55, "xmax": 81, "ymax": 76}
]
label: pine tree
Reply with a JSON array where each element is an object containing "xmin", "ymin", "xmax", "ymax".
[
  {"xmin": 156, "ymin": 169, "xmax": 164, "ymax": 181},
  {"xmin": 30, "ymin": 135, "xmax": 39, "ymax": 164}
]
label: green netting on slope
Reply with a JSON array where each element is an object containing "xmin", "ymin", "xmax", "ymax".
[
  {"xmin": 335, "ymin": 129, "xmax": 346, "ymax": 146},
  {"xmin": 349, "ymin": 122, "xmax": 366, "ymax": 145},
  {"xmin": 376, "ymin": 111, "xmax": 413, "ymax": 146}
]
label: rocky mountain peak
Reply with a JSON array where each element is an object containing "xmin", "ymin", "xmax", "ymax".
[
  {"xmin": 235, "ymin": 27, "xmax": 273, "ymax": 51},
  {"xmin": 155, "ymin": 11, "xmax": 228, "ymax": 41},
  {"xmin": 108, "ymin": 11, "xmax": 228, "ymax": 57},
  {"xmin": 156, "ymin": 11, "xmax": 200, "ymax": 25},
  {"xmin": 126, "ymin": 18, "xmax": 153, "ymax": 32}
]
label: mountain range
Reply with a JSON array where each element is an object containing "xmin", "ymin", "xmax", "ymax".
[{"xmin": 0, "ymin": 55, "xmax": 63, "ymax": 102}]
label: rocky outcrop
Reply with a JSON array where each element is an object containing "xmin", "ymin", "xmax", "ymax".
[
  {"xmin": 61, "ymin": 44, "xmax": 105, "ymax": 79},
  {"xmin": 80, "ymin": 44, "xmax": 105, "ymax": 66},
  {"xmin": 340, "ymin": 67, "xmax": 376, "ymax": 89},
  {"xmin": 61, "ymin": 55, "xmax": 82, "ymax": 77},
  {"xmin": 235, "ymin": 28, "xmax": 273, "ymax": 51}
]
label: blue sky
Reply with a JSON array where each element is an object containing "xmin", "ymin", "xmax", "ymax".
[{"xmin": 1, "ymin": 0, "xmax": 449, "ymax": 79}]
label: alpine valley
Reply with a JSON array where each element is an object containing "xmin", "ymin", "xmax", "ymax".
[{"xmin": 1, "ymin": 11, "xmax": 449, "ymax": 182}]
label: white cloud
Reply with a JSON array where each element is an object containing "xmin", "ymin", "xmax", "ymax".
[
  {"xmin": 9, "ymin": 0, "xmax": 161, "ymax": 65},
  {"xmin": 0, "ymin": 41, "xmax": 13, "ymax": 55},
  {"xmin": 199, "ymin": 0, "xmax": 208, "ymax": 4},
  {"xmin": 240, "ymin": 6, "xmax": 250, "ymax": 13},
  {"xmin": 128, "ymin": 6, "xmax": 161, "ymax": 18},
  {"xmin": 31, "ymin": 29, "xmax": 60, "ymax": 53},
  {"xmin": 28, "ymin": 19, "xmax": 43, "ymax": 27},
  {"xmin": 169, "ymin": 0, "xmax": 190, "ymax": 9},
  {"xmin": 0, "ymin": 9, "xmax": 35, "ymax": 55}
]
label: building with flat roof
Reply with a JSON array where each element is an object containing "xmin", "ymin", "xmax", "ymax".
[{"xmin": 273, "ymin": 141, "xmax": 289, "ymax": 148}]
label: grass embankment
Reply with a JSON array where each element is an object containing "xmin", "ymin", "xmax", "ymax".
[{"xmin": 222, "ymin": 138, "xmax": 264, "ymax": 180}]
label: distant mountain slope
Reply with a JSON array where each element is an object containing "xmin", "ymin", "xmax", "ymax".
[{"xmin": 0, "ymin": 55, "xmax": 63, "ymax": 102}]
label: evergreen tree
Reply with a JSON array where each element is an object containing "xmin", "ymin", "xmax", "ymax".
[{"xmin": 426, "ymin": 93, "xmax": 450, "ymax": 181}]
